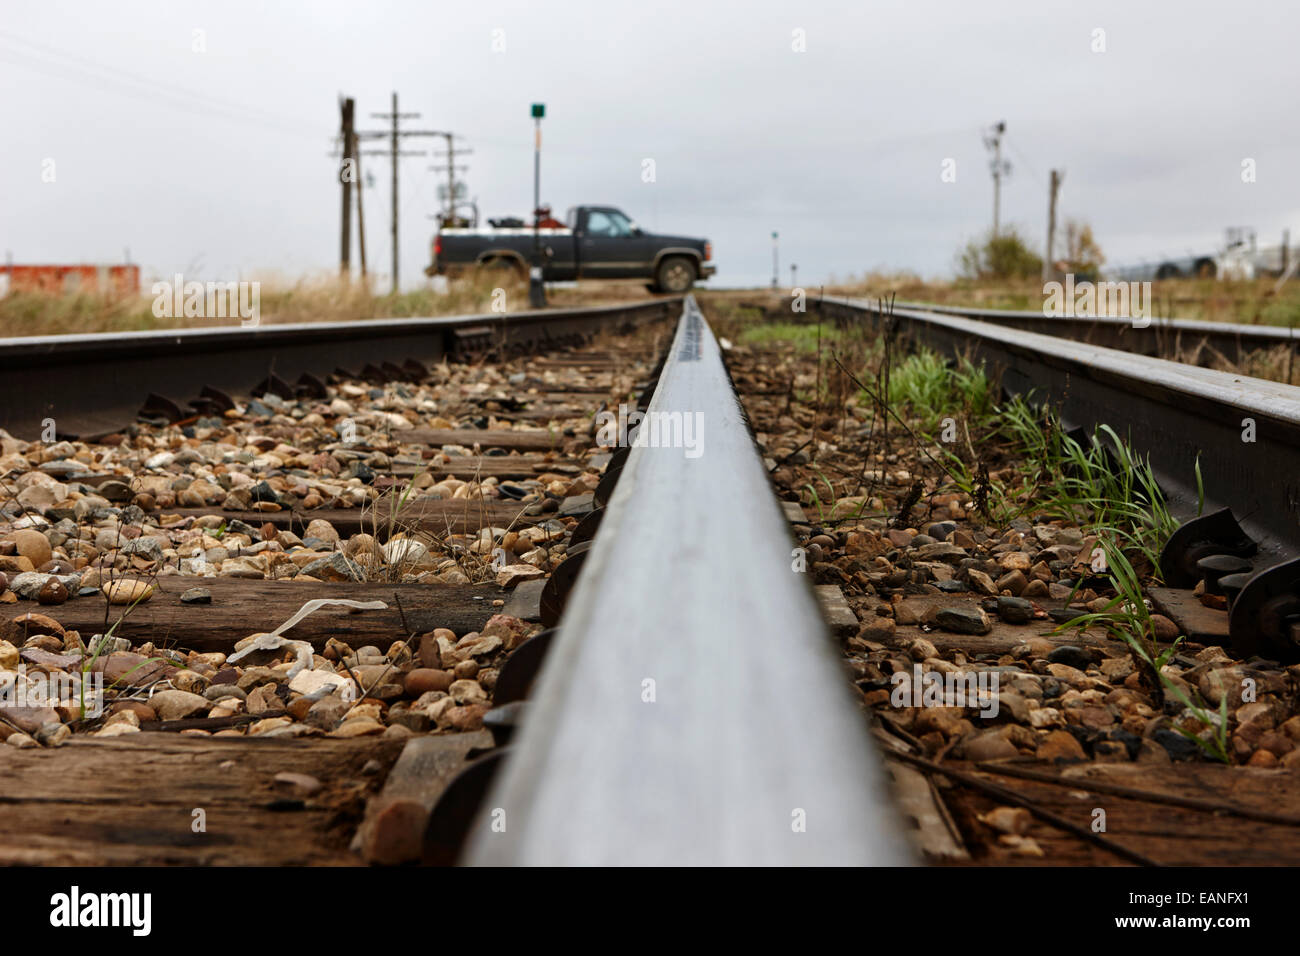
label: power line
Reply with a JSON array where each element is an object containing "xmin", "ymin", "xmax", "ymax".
[
  {"xmin": 1004, "ymin": 134, "xmax": 1047, "ymax": 188},
  {"xmin": 0, "ymin": 31, "xmax": 322, "ymax": 139}
]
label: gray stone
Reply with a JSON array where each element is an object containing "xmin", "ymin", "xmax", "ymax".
[
  {"xmin": 935, "ymin": 606, "xmax": 991, "ymax": 635},
  {"xmin": 300, "ymin": 552, "xmax": 366, "ymax": 583},
  {"xmin": 180, "ymin": 587, "xmax": 212, "ymax": 605},
  {"xmin": 996, "ymin": 596, "xmax": 1033, "ymax": 625},
  {"xmin": 1047, "ymin": 645, "xmax": 1095, "ymax": 670}
]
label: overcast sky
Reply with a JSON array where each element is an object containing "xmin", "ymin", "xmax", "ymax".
[{"xmin": 4, "ymin": 0, "xmax": 1299, "ymax": 290}]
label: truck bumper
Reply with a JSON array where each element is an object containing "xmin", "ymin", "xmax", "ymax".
[{"xmin": 699, "ymin": 263, "xmax": 717, "ymax": 280}]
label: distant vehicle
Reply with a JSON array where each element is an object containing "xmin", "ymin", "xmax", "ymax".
[
  {"xmin": 427, "ymin": 205, "xmax": 715, "ymax": 292},
  {"xmin": 1110, "ymin": 228, "xmax": 1260, "ymax": 281}
]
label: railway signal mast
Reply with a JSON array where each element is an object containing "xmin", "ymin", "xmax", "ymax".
[{"xmin": 530, "ymin": 103, "xmax": 546, "ymax": 308}]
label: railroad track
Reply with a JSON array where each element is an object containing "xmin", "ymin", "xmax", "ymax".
[
  {"xmin": 0, "ymin": 294, "xmax": 919, "ymax": 867},
  {"xmin": 894, "ymin": 300, "xmax": 1300, "ymax": 367},
  {"xmin": 461, "ymin": 296, "xmax": 912, "ymax": 865},
  {"xmin": 4, "ymin": 290, "xmax": 1299, "ymax": 868},
  {"xmin": 0, "ymin": 299, "xmax": 678, "ymax": 441},
  {"xmin": 818, "ymin": 295, "xmax": 1300, "ymax": 666},
  {"xmin": 0, "ymin": 299, "xmax": 687, "ymax": 863}
]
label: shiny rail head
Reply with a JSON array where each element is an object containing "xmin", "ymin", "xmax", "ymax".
[
  {"xmin": 464, "ymin": 295, "xmax": 915, "ymax": 866},
  {"xmin": 895, "ymin": 300, "xmax": 1300, "ymax": 346}
]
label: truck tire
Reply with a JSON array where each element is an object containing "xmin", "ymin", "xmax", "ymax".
[{"xmin": 655, "ymin": 256, "xmax": 696, "ymax": 293}]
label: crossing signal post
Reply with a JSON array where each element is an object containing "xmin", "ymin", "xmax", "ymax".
[{"xmin": 530, "ymin": 103, "xmax": 546, "ymax": 309}]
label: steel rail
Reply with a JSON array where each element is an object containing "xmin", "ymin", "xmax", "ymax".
[
  {"xmin": 464, "ymin": 296, "xmax": 913, "ymax": 866},
  {"xmin": 819, "ymin": 296, "xmax": 1300, "ymax": 563},
  {"xmin": 895, "ymin": 300, "xmax": 1299, "ymax": 364},
  {"xmin": 0, "ymin": 298, "xmax": 680, "ymax": 440}
]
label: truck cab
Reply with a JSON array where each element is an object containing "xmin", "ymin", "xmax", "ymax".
[{"xmin": 565, "ymin": 206, "xmax": 714, "ymax": 291}]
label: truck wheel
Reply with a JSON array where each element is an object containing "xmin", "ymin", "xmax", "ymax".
[{"xmin": 655, "ymin": 256, "xmax": 696, "ymax": 293}]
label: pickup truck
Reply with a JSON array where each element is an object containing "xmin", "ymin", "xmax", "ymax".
[{"xmin": 426, "ymin": 205, "xmax": 715, "ymax": 292}]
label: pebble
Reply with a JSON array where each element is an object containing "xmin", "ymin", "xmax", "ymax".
[
  {"xmin": 1037, "ymin": 729, "xmax": 1087, "ymax": 762},
  {"xmin": 404, "ymin": 668, "xmax": 453, "ymax": 696},
  {"xmin": 960, "ymin": 730, "xmax": 1018, "ymax": 761},
  {"xmin": 330, "ymin": 716, "xmax": 385, "ymax": 737},
  {"xmin": 1150, "ymin": 614, "xmax": 1180, "ymax": 642},
  {"xmin": 148, "ymin": 689, "xmax": 209, "ymax": 721},
  {"xmin": 102, "ymin": 579, "xmax": 154, "ymax": 605},
  {"xmin": 1152, "ymin": 728, "xmax": 1200, "ymax": 761},
  {"xmin": 8, "ymin": 530, "xmax": 52, "ymax": 568},
  {"xmin": 935, "ymin": 606, "xmax": 991, "ymax": 635},
  {"xmin": 300, "ymin": 552, "xmax": 365, "ymax": 583},
  {"xmin": 36, "ymin": 577, "xmax": 69, "ymax": 605},
  {"xmin": 496, "ymin": 564, "xmax": 545, "ymax": 587},
  {"xmin": 996, "ymin": 596, "xmax": 1032, "ymax": 624},
  {"xmin": 449, "ymin": 678, "xmax": 488, "ymax": 705},
  {"xmin": 995, "ymin": 570, "xmax": 1028, "ymax": 596},
  {"xmin": 1046, "ymin": 645, "xmax": 1094, "ymax": 670},
  {"xmin": 979, "ymin": 806, "xmax": 1032, "ymax": 835},
  {"xmin": 180, "ymin": 587, "xmax": 212, "ymax": 605}
]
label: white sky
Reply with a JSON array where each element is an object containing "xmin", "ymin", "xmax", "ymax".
[{"xmin": 4, "ymin": 0, "xmax": 1299, "ymax": 289}]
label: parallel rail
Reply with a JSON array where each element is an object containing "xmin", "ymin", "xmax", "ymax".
[
  {"xmin": 465, "ymin": 296, "xmax": 912, "ymax": 865},
  {"xmin": 820, "ymin": 296, "xmax": 1300, "ymax": 562},
  {"xmin": 896, "ymin": 300, "xmax": 1299, "ymax": 365},
  {"xmin": 0, "ymin": 299, "xmax": 680, "ymax": 441}
]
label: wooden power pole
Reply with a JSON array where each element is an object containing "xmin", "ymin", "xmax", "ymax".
[
  {"xmin": 430, "ymin": 132, "xmax": 471, "ymax": 225},
  {"xmin": 356, "ymin": 92, "xmax": 441, "ymax": 294},
  {"xmin": 339, "ymin": 97, "xmax": 354, "ymax": 277},
  {"xmin": 1044, "ymin": 169, "xmax": 1063, "ymax": 282},
  {"xmin": 354, "ymin": 131, "xmax": 367, "ymax": 280}
]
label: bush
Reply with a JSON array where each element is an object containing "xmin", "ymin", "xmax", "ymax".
[{"xmin": 957, "ymin": 227, "xmax": 1043, "ymax": 280}]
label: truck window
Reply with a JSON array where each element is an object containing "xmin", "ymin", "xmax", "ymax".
[{"xmin": 586, "ymin": 210, "xmax": 633, "ymax": 237}]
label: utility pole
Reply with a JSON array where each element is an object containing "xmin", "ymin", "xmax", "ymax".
[
  {"xmin": 354, "ymin": 131, "xmax": 368, "ymax": 280},
  {"xmin": 339, "ymin": 97, "xmax": 355, "ymax": 277},
  {"xmin": 355, "ymin": 92, "xmax": 440, "ymax": 294},
  {"xmin": 984, "ymin": 121, "xmax": 1010, "ymax": 237},
  {"xmin": 771, "ymin": 231, "xmax": 779, "ymax": 289},
  {"xmin": 1044, "ymin": 169, "xmax": 1063, "ymax": 282},
  {"xmin": 429, "ymin": 132, "xmax": 471, "ymax": 225}
]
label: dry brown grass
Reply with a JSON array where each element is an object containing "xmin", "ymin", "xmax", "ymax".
[
  {"xmin": 0, "ymin": 271, "xmax": 670, "ymax": 339},
  {"xmin": 813, "ymin": 272, "xmax": 1300, "ymax": 328}
]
